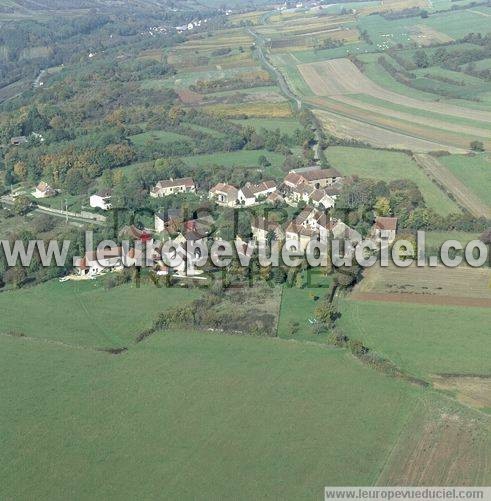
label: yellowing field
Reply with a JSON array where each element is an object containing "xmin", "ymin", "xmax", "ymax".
[{"xmin": 202, "ymin": 102, "xmax": 293, "ymax": 118}]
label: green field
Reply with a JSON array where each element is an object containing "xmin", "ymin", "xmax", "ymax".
[
  {"xmin": 356, "ymin": 52, "xmax": 491, "ymax": 110},
  {"xmin": 185, "ymin": 123, "xmax": 226, "ymax": 138},
  {"xmin": 424, "ymin": 230, "xmax": 480, "ymax": 250},
  {"xmin": 351, "ymin": 93, "xmax": 491, "ymax": 131},
  {"xmin": 277, "ymin": 273, "xmax": 333, "ymax": 341},
  {"xmin": 357, "ymin": 53, "xmax": 444, "ymax": 102},
  {"xmin": 0, "ymin": 329, "xmax": 422, "ymax": 499},
  {"xmin": 358, "ymin": 9, "xmax": 491, "ymax": 48},
  {"xmin": 0, "ymin": 280, "xmax": 199, "ymax": 348},
  {"xmin": 182, "ymin": 149, "xmax": 287, "ymax": 177},
  {"xmin": 130, "ymin": 130, "xmax": 189, "ymax": 146},
  {"xmin": 231, "ymin": 117, "xmax": 302, "ymax": 134},
  {"xmin": 426, "ymin": 9, "xmax": 491, "ymax": 38},
  {"xmin": 325, "ymin": 146, "xmax": 460, "ymax": 215},
  {"xmin": 338, "ymin": 299, "xmax": 491, "ymax": 379},
  {"xmin": 439, "ymin": 153, "xmax": 491, "ymax": 208}
]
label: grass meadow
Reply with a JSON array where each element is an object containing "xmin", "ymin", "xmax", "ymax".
[
  {"xmin": 182, "ymin": 149, "xmax": 286, "ymax": 177},
  {"xmin": 338, "ymin": 299, "xmax": 491, "ymax": 379},
  {"xmin": 325, "ymin": 146, "xmax": 460, "ymax": 215},
  {"xmin": 0, "ymin": 280, "xmax": 199, "ymax": 348},
  {"xmin": 130, "ymin": 130, "xmax": 190, "ymax": 147},
  {"xmin": 277, "ymin": 273, "xmax": 333, "ymax": 341},
  {"xmin": 0, "ymin": 329, "xmax": 422, "ymax": 500},
  {"xmin": 439, "ymin": 154, "xmax": 491, "ymax": 208},
  {"xmin": 231, "ymin": 117, "xmax": 302, "ymax": 134}
]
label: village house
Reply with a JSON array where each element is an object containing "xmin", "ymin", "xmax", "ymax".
[
  {"xmin": 309, "ymin": 188, "xmax": 336, "ymax": 209},
  {"xmin": 237, "ymin": 181, "xmax": 277, "ymax": 207},
  {"xmin": 33, "ymin": 181, "xmax": 56, "ymax": 199},
  {"xmin": 75, "ymin": 246, "xmax": 145, "ymax": 277},
  {"xmin": 250, "ymin": 216, "xmax": 284, "ymax": 243},
  {"xmin": 266, "ymin": 191, "xmax": 284, "ymax": 205},
  {"xmin": 371, "ymin": 216, "xmax": 398, "ymax": 244},
  {"xmin": 150, "ymin": 177, "xmax": 196, "ymax": 198},
  {"xmin": 158, "ymin": 227, "xmax": 207, "ymax": 277},
  {"xmin": 209, "ymin": 183, "xmax": 239, "ymax": 207},
  {"xmin": 90, "ymin": 189, "xmax": 112, "ymax": 210},
  {"xmin": 284, "ymin": 167, "xmax": 342, "ymax": 190},
  {"xmin": 285, "ymin": 183, "xmax": 336, "ymax": 209},
  {"xmin": 119, "ymin": 225, "xmax": 153, "ymax": 245},
  {"xmin": 155, "ymin": 209, "xmax": 184, "ymax": 234},
  {"xmin": 284, "ymin": 207, "xmax": 359, "ymax": 251}
]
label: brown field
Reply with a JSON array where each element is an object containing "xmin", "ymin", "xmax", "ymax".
[
  {"xmin": 349, "ymin": 291, "xmax": 491, "ymax": 308},
  {"xmin": 333, "ymin": 95, "xmax": 491, "ymax": 142},
  {"xmin": 377, "ymin": 397, "xmax": 490, "ymax": 486},
  {"xmin": 364, "ymin": 0, "xmax": 428, "ymax": 14},
  {"xmin": 256, "ymin": 15, "xmax": 355, "ymax": 38},
  {"xmin": 311, "ymin": 99, "xmax": 483, "ymax": 151},
  {"xmin": 414, "ymin": 154, "xmax": 491, "ymax": 218},
  {"xmin": 177, "ymin": 89, "xmax": 204, "ymax": 104},
  {"xmin": 432, "ymin": 375, "xmax": 491, "ymax": 410},
  {"xmin": 297, "ymin": 58, "xmax": 491, "ymax": 123},
  {"xmin": 201, "ymin": 102, "xmax": 293, "ymax": 118},
  {"xmin": 314, "ymin": 109, "xmax": 466, "ymax": 153},
  {"xmin": 355, "ymin": 263, "xmax": 491, "ymax": 304},
  {"xmin": 411, "ymin": 25, "xmax": 454, "ymax": 46},
  {"xmin": 269, "ymin": 27, "xmax": 359, "ymax": 48},
  {"xmin": 136, "ymin": 49, "xmax": 164, "ymax": 61}
]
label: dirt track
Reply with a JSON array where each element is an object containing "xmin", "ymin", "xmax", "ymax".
[
  {"xmin": 298, "ymin": 58, "xmax": 491, "ymax": 123},
  {"xmin": 414, "ymin": 154, "xmax": 491, "ymax": 218}
]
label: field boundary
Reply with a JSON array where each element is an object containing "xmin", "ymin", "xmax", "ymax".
[
  {"xmin": 349, "ymin": 292, "xmax": 491, "ymax": 308},
  {"xmin": 414, "ymin": 154, "xmax": 491, "ymax": 219}
]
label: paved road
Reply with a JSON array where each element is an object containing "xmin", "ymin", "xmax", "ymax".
[
  {"xmin": 248, "ymin": 18, "xmax": 323, "ymax": 163},
  {"xmin": 247, "ymin": 27, "xmax": 302, "ymax": 111}
]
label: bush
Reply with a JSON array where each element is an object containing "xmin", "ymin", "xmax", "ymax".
[
  {"xmin": 288, "ymin": 320, "xmax": 300, "ymax": 336},
  {"xmin": 470, "ymin": 140, "xmax": 485, "ymax": 152},
  {"xmin": 103, "ymin": 275, "xmax": 116, "ymax": 290}
]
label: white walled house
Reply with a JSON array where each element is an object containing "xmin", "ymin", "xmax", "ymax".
[
  {"xmin": 209, "ymin": 183, "xmax": 239, "ymax": 207},
  {"xmin": 75, "ymin": 246, "xmax": 142, "ymax": 277},
  {"xmin": 90, "ymin": 189, "xmax": 112, "ymax": 210},
  {"xmin": 33, "ymin": 181, "xmax": 56, "ymax": 199},
  {"xmin": 150, "ymin": 177, "xmax": 196, "ymax": 198},
  {"xmin": 237, "ymin": 181, "xmax": 277, "ymax": 206},
  {"xmin": 309, "ymin": 189, "xmax": 335, "ymax": 209},
  {"xmin": 371, "ymin": 216, "xmax": 398, "ymax": 244}
]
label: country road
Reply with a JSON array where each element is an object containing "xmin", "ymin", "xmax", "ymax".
[
  {"xmin": 247, "ymin": 27, "xmax": 302, "ymax": 111},
  {"xmin": 1, "ymin": 195, "xmax": 106, "ymax": 226},
  {"xmin": 248, "ymin": 19, "xmax": 323, "ymax": 163}
]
